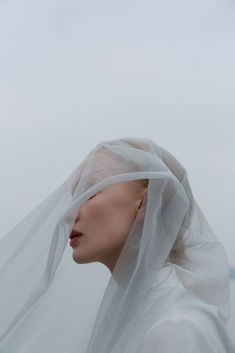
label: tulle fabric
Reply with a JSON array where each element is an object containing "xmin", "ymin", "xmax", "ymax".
[{"xmin": 0, "ymin": 137, "xmax": 234, "ymax": 352}]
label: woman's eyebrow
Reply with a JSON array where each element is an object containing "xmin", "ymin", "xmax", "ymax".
[
  {"xmin": 88, "ymin": 178, "xmax": 97, "ymax": 185},
  {"xmin": 71, "ymin": 177, "xmax": 98, "ymax": 196}
]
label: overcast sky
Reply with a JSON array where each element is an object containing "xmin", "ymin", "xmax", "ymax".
[{"xmin": 0, "ymin": 0, "xmax": 234, "ymax": 336}]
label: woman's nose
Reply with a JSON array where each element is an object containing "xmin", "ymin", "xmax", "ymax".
[{"xmin": 74, "ymin": 211, "xmax": 80, "ymax": 223}]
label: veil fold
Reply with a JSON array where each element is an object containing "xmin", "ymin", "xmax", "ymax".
[{"xmin": 0, "ymin": 137, "xmax": 232, "ymax": 352}]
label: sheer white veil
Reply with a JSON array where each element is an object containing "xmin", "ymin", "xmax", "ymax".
[{"xmin": 0, "ymin": 137, "xmax": 232, "ymax": 352}]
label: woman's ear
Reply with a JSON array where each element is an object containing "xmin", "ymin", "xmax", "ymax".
[
  {"xmin": 137, "ymin": 187, "xmax": 148, "ymax": 210},
  {"xmin": 136, "ymin": 192, "xmax": 147, "ymax": 224}
]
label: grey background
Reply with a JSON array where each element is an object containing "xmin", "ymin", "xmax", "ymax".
[{"xmin": 0, "ymin": 0, "xmax": 234, "ymax": 338}]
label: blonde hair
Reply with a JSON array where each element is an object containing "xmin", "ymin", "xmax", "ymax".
[
  {"xmin": 136, "ymin": 178, "xmax": 189, "ymax": 266},
  {"xmin": 112, "ymin": 138, "xmax": 192, "ymax": 266}
]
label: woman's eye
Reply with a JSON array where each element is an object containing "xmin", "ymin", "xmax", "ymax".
[{"xmin": 88, "ymin": 194, "xmax": 96, "ymax": 200}]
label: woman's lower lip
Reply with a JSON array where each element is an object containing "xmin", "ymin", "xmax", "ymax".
[{"xmin": 69, "ymin": 235, "xmax": 83, "ymax": 247}]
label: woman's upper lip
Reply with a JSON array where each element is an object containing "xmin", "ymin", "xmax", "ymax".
[{"xmin": 69, "ymin": 230, "xmax": 83, "ymax": 240}]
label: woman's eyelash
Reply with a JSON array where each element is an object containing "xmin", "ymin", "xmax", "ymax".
[{"xmin": 88, "ymin": 194, "xmax": 96, "ymax": 200}]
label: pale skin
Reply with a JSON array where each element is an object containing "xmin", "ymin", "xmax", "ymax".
[{"xmin": 70, "ymin": 181, "xmax": 147, "ymax": 273}]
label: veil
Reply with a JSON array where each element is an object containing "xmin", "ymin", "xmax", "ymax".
[{"xmin": 0, "ymin": 137, "xmax": 233, "ymax": 352}]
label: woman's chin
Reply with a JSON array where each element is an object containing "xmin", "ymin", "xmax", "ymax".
[{"xmin": 72, "ymin": 249, "xmax": 90, "ymax": 264}]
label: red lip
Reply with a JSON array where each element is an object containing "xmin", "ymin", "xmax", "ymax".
[{"xmin": 69, "ymin": 230, "xmax": 83, "ymax": 240}]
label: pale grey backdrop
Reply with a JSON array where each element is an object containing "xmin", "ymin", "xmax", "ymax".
[{"xmin": 0, "ymin": 0, "xmax": 234, "ymax": 337}]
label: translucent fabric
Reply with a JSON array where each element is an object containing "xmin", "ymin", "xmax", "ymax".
[{"xmin": 0, "ymin": 137, "xmax": 234, "ymax": 352}]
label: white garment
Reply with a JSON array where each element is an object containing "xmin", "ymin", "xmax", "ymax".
[
  {"xmin": 0, "ymin": 137, "xmax": 234, "ymax": 352},
  {"xmin": 96, "ymin": 262, "xmax": 234, "ymax": 353},
  {"xmin": 135, "ymin": 264, "xmax": 234, "ymax": 353}
]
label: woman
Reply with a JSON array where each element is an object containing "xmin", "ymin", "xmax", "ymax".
[{"xmin": 0, "ymin": 137, "xmax": 234, "ymax": 352}]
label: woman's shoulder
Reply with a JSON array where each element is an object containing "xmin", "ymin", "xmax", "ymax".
[
  {"xmin": 142, "ymin": 265, "xmax": 235, "ymax": 352},
  {"xmin": 137, "ymin": 315, "xmax": 234, "ymax": 353}
]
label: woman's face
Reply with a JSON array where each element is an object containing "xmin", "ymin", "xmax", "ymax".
[{"xmin": 70, "ymin": 181, "xmax": 147, "ymax": 273}]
